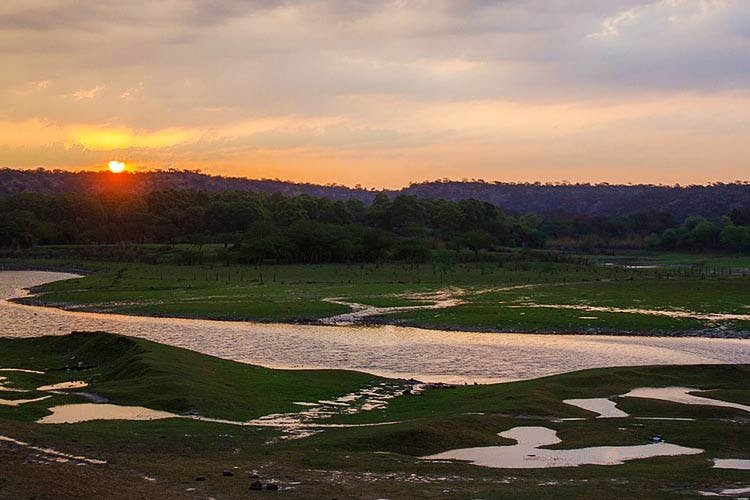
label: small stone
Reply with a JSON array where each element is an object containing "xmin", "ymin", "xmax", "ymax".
[
  {"xmin": 250, "ymin": 481, "xmax": 263, "ymax": 491},
  {"xmin": 222, "ymin": 469, "xmax": 235, "ymax": 477},
  {"xmin": 195, "ymin": 476, "xmax": 206, "ymax": 482}
]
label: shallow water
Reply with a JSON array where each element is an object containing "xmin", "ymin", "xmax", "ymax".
[
  {"xmin": 2, "ymin": 271, "xmax": 750, "ymax": 384},
  {"xmin": 0, "ymin": 435, "xmax": 106, "ymax": 465},
  {"xmin": 623, "ymin": 387, "xmax": 750, "ymax": 413},
  {"xmin": 562, "ymin": 398, "xmax": 629, "ymax": 418},
  {"xmin": 38, "ymin": 403, "xmax": 176, "ymax": 424},
  {"xmin": 513, "ymin": 303, "xmax": 750, "ymax": 322},
  {"xmin": 713, "ymin": 458, "xmax": 750, "ymax": 470},
  {"xmin": 0, "ymin": 395, "xmax": 51, "ymax": 407},
  {"xmin": 321, "ymin": 288, "xmax": 465, "ymax": 324},
  {"xmin": 698, "ymin": 486, "xmax": 750, "ymax": 497},
  {"xmin": 0, "ymin": 375, "xmax": 29, "ymax": 393},
  {"xmin": 422, "ymin": 426, "xmax": 703, "ymax": 469},
  {"xmin": 38, "ymin": 399, "xmax": 402, "ymax": 439},
  {"xmin": 36, "ymin": 381, "xmax": 88, "ymax": 391}
]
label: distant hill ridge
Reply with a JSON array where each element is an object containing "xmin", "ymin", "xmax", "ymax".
[{"xmin": 1, "ymin": 168, "xmax": 748, "ymax": 220}]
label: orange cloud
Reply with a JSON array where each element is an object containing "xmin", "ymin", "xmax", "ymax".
[{"xmin": 68, "ymin": 126, "xmax": 198, "ymax": 151}]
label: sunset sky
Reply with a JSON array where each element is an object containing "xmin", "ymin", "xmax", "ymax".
[{"xmin": 1, "ymin": 0, "xmax": 748, "ymax": 188}]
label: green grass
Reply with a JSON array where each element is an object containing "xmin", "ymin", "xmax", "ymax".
[
  {"xmin": 1, "ymin": 333, "xmax": 749, "ymax": 498},
  {"xmin": 386, "ymin": 276, "xmax": 750, "ymax": 334}
]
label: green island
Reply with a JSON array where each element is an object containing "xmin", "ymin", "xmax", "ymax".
[
  {"xmin": 5, "ymin": 247, "xmax": 750, "ymax": 336},
  {"xmin": 1, "ymin": 332, "xmax": 748, "ymax": 498}
]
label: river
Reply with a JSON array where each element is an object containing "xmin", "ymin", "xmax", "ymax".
[{"xmin": 1, "ymin": 271, "xmax": 748, "ymax": 384}]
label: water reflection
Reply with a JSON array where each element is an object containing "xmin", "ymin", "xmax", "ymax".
[
  {"xmin": 1, "ymin": 271, "xmax": 749, "ymax": 384},
  {"xmin": 422, "ymin": 426, "xmax": 703, "ymax": 468}
]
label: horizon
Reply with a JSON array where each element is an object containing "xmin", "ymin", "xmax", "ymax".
[
  {"xmin": 2, "ymin": 1, "xmax": 750, "ymax": 188},
  {"xmin": 4, "ymin": 166, "xmax": 750, "ymax": 191}
]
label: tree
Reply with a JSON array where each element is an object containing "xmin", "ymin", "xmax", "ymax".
[
  {"xmin": 393, "ymin": 237, "xmax": 431, "ymax": 263},
  {"xmin": 720, "ymin": 224, "xmax": 750, "ymax": 252},
  {"xmin": 729, "ymin": 207, "xmax": 750, "ymax": 226},
  {"xmin": 461, "ymin": 230, "xmax": 493, "ymax": 258}
]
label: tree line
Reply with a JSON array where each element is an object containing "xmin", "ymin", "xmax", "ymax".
[
  {"xmin": 2, "ymin": 168, "xmax": 748, "ymax": 221},
  {"xmin": 0, "ymin": 190, "xmax": 748, "ymax": 262}
]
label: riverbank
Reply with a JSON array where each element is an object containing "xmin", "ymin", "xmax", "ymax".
[
  {"xmin": 13, "ymin": 294, "xmax": 750, "ymax": 339},
  {"xmin": 4, "ymin": 270, "xmax": 750, "ymax": 384}
]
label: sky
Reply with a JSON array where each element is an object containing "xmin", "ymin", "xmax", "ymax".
[{"xmin": 1, "ymin": 0, "xmax": 748, "ymax": 188}]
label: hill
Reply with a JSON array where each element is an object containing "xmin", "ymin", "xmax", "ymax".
[{"xmin": 1, "ymin": 168, "xmax": 748, "ymax": 219}]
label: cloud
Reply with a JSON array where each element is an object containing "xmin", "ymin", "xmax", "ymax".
[
  {"xmin": 69, "ymin": 85, "xmax": 105, "ymax": 100},
  {"xmin": 0, "ymin": 0, "xmax": 749, "ymax": 185}
]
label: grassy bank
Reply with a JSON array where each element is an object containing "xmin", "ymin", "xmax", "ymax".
[
  {"xmin": 4, "ymin": 249, "xmax": 750, "ymax": 335},
  {"xmin": 1, "ymin": 332, "xmax": 748, "ymax": 498}
]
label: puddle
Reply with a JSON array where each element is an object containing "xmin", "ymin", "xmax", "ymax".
[
  {"xmin": 0, "ymin": 395, "xmax": 52, "ymax": 407},
  {"xmin": 635, "ymin": 417, "xmax": 696, "ymax": 421},
  {"xmin": 713, "ymin": 458, "xmax": 750, "ymax": 470},
  {"xmin": 699, "ymin": 486, "xmax": 750, "ymax": 497},
  {"xmin": 623, "ymin": 387, "xmax": 750, "ymax": 413},
  {"xmin": 422, "ymin": 426, "xmax": 703, "ymax": 469},
  {"xmin": 38, "ymin": 403, "xmax": 180, "ymax": 424},
  {"xmin": 36, "ymin": 382, "xmax": 412, "ymax": 440},
  {"xmin": 220, "ymin": 381, "xmax": 411, "ymax": 441},
  {"xmin": 37, "ymin": 402, "xmax": 400, "ymax": 439},
  {"xmin": 0, "ymin": 435, "xmax": 106, "ymax": 465},
  {"xmin": 0, "ymin": 368, "xmax": 45, "ymax": 374},
  {"xmin": 1, "ymin": 373, "xmax": 91, "ymax": 397},
  {"xmin": 563, "ymin": 398, "xmax": 629, "ymax": 418},
  {"xmin": 512, "ymin": 304, "xmax": 750, "ymax": 322},
  {"xmin": 37, "ymin": 381, "xmax": 88, "ymax": 391},
  {"xmin": 0, "ymin": 376, "xmax": 29, "ymax": 393}
]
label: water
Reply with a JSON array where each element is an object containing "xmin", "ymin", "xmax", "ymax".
[
  {"xmin": 562, "ymin": 398, "xmax": 629, "ymax": 418},
  {"xmin": 623, "ymin": 387, "xmax": 750, "ymax": 413},
  {"xmin": 712, "ymin": 459, "xmax": 750, "ymax": 470},
  {"xmin": 422, "ymin": 426, "xmax": 703, "ymax": 469},
  {"xmin": 1, "ymin": 271, "xmax": 749, "ymax": 384}
]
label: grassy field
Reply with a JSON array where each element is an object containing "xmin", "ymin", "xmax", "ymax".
[
  {"xmin": 1, "ymin": 332, "xmax": 748, "ymax": 498},
  {"xmin": 4, "ymin": 248, "xmax": 750, "ymax": 335}
]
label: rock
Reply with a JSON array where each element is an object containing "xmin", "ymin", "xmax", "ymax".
[
  {"xmin": 222, "ymin": 469, "xmax": 235, "ymax": 477},
  {"xmin": 249, "ymin": 481, "xmax": 263, "ymax": 491},
  {"xmin": 195, "ymin": 476, "xmax": 206, "ymax": 482},
  {"xmin": 266, "ymin": 483, "xmax": 279, "ymax": 491}
]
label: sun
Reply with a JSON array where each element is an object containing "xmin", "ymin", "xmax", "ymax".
[{"xmin": 108, "ymin": 160, "xmax": 126, "ymax": 173}]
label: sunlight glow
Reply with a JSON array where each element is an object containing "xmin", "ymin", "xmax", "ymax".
[{"xmin": 108, "ymin": 160, "xmax": 125, "ymax": 173}]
